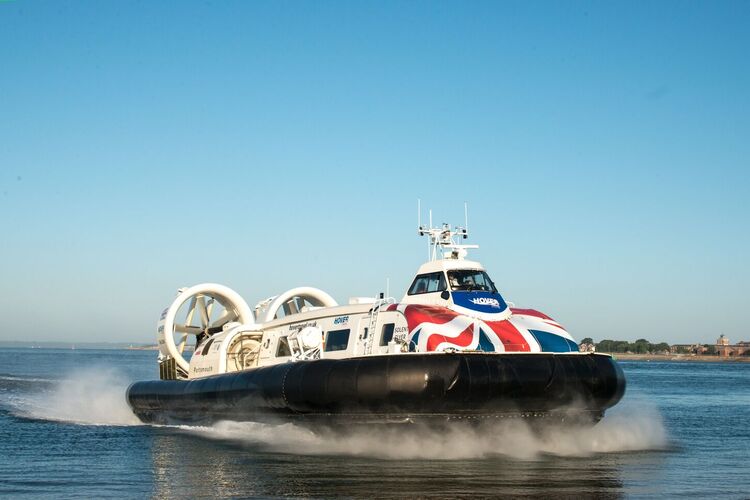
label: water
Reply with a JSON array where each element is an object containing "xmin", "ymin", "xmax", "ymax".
[{"xmin": 0, "ymin": 349, "xmax": 748, "ymax": 498}]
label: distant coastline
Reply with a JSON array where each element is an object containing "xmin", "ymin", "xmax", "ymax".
[
  {"xmin": 612, "ymin": 353, "xmax": 750, "ymax": 363},
  {"xmin": 0, "ymin": 342, "xmax": 183, "ymax": 351},
  {"xmin": 0, "ymin": 341, "xmax": 147, "ymax": 350},
  {"xmin": 2, "ymin": 342, "xmax": 747, "ymax": 361}
]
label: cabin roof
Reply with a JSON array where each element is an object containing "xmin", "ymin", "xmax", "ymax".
[
  {"xmin": 413, "ymin": 258, "xmax": 485, "ymax": 275},
  {"xmin": 260, "ymin": 302, "xmax": 373, "ymax": 329}
]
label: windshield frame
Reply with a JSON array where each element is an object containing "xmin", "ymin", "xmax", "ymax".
[{"xmin": 447, "ymin": 269, "xmax": 498, "ymax": 293}]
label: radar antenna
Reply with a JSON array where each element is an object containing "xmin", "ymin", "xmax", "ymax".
[{"xmin": 417, "ymin": 201, "xmax": 478, "ymax": 261}]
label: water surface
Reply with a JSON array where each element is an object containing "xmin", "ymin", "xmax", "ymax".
[{"xmin": 0, "ymin": 349, "xmax": 747, "ymax": 498}]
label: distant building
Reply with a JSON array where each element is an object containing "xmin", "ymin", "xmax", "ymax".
[
  {"xmin": 578, "ymin": 342, "xmax": 596, "ymax": 353},
  {"xmin": 692, "ymin": 343, "xmax": 708, "ymax": 355},
  {"xmin": 718, "ymin": 340, "xmax": 750, "ymax": 358},
  {"xmin": 670, "ymin": 340, "xmax": 750, "ymax": 357}
]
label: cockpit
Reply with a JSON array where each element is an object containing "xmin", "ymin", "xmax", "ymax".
[
  {"xmin": 407, "ymin": 269, "xmax": 498, "ymax": 295},
  {"xmin": 446, "ymin": 270, "xmax": 497, "ymax": 292},
  {"xmin": 404, "ymin": 266, "xmax": 509, "ymax": 317}
]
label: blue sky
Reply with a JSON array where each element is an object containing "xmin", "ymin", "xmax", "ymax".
[{"xmin": 1, "ymin": 1, "xmax": 748, "ymax": 344}]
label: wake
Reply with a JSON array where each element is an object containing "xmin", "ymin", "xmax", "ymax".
[{"xmin": 185, "ymin": 403, "xmax": 668, "ymax": 460}]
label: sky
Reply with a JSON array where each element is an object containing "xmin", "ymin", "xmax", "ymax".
[{"xmin": 1, "ymin": 1, "xmax": 748, "ymax": 345}]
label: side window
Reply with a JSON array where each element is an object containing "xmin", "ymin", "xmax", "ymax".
[
  {"xmin": 276, "ymin": 337, "xmax": 291, "ymax": 357},
  {"xmin": 324, "ymin": 329, "xmax": 350, "ymax": 352},
  {"xmin": 201, "ymin": 338, "xmax": 215, "ymax": 355},
  {"xmin": 408, "ymin": 272, "xmax": 447, "ymax": 295},
  {"xmin": 380, "ymin": 323, "xmax": 395, "ymax": 346}
]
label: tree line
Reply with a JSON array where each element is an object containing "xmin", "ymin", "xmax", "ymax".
[{"xmin": 579, "ymin": 338, "xmax": 670, "ymax": 354}]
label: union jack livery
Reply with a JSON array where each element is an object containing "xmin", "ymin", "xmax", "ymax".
[
  {"xmin": 128, "ymin": 215, "xmax": 626, "ymax": 426},
  {"xmin": 385, "ymin": 304, "xmax": 579, "ymax": 353}
]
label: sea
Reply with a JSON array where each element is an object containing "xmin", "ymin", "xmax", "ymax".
[{"xmin": 0, "ymin": 349, "xmax": 748, "ymax": 499}]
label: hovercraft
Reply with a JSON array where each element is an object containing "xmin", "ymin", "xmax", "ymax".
[{"xmin": 127, "ymin": 220, "xmax": 625, "ymax": 425}]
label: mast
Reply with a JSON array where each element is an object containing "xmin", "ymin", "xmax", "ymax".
[{"xmin": 417, "ymin": 203, "xmax": 478, "ymax": 261}]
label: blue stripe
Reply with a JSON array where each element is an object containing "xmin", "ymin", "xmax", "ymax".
[
  {"xmin": 409, "ymin": 328, "xmax": 421, "ymax": 352},
  {"xmin": 528, "ymin": 329, "xmax": 579, "ymax": 353}
]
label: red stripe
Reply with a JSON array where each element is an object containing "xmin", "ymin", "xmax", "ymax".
[
  {"xmin": 426, "ymin": 324, "xmax": 474, "ymax": 351},
  {"xmin": 510, "ymin": 308, "xmax": 555, "ymax": 321},
  {"xmin": 402, "ymin": 305, "xmax": 461, "ymax": 332},
  {"xmin": 542, "ymin": 319, "xmax": 566, "ymax": 330},
  {"xmin": 485, "ymin": 320, "xmax": 531, "ymax": 352}
]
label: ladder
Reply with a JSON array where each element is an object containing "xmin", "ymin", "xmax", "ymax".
[{"xmin": 364, "ymin": 296, "xmax": 395, "ymax": 355}]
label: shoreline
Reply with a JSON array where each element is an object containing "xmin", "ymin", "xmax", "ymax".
[
  {"xmin": 611, "ymin": 353, "xmax": 750, "ymax": 362},
  {"xmin": 5, "ymin": 344, "xmax": 748, "ymax": 361},
  {"xmin": 118, "ymin": 347, "xmax": 748, "ymax": 362}
]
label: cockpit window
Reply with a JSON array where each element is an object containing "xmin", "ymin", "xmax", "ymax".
[
  {"xmin": 447, "ymin": 270, "xmax": 497, "ymax": 292},
  {"xmin": 407, "ymin": 272, "xmax": 447, "ymax": 295}
]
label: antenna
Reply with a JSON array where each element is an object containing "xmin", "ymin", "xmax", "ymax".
[
  {"xmin": 417, "ymin": 199, "xmax": 421, "ymax": 233},
  {"xmin": 415, "ymin": 204, "xmax": 478, "ymax": 261},
  {"xmin": 464, "ymin": 202, "xmax": 469, "ymax": 239},
  {"xmin": 428, "ymin": 209, "xmax": 433, "ymax": 260},
  {"xmin": 386, "ymin": 277, "xmax": 390, "ymax": 298},
  {"xmin": 464, "ymin": 202, "xmax": 468, "ymax": 230}
]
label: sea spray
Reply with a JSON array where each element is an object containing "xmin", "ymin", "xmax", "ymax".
[
  {"xmin": 19, "ymin": 367, "xmax": 140, "ymax": 426},
  {"xmin": 12, "ymin": 370, "xmax": 667, "ymax": 459},
  {"xmin": 186, "ymin": 401, "xmax": 668, "ymax": 460}
]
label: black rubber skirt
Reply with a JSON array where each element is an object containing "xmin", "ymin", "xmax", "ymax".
[{"xmin": 127, "ymin": 353, "xmax": 626, "ymax": 425}]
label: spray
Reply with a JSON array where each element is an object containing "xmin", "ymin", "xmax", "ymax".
[
  {"xmin": 186, "ymin": 401, "xmax": 667, "ymax": 460},
  {"xmin": 16, "ymin": 367, "xmax": 140, "ymax": 426}
]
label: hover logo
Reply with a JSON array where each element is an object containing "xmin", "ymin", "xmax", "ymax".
[{"xmin": 469, "ymin": 297, "xmax": 501, "ymax": 308}]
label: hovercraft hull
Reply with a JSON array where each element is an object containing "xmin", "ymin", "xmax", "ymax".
[{"xmin": 127, "ymin": 353, "xmax": 625, "ymax": 425}]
